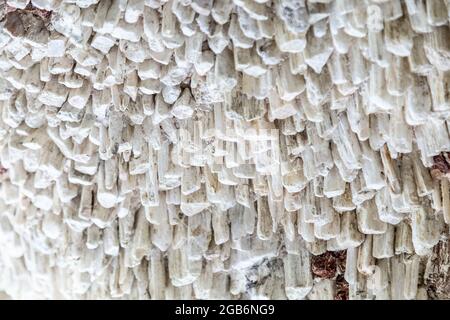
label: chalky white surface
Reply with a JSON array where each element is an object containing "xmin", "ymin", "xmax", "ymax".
[{"xmin": 0, "ymin": 0, "xmax": 449, "ymax": 299}]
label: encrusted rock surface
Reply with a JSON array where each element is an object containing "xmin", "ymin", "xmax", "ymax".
[{"xmin": 0, "ymin": 0, "xmax": 450, "ymax": 300}]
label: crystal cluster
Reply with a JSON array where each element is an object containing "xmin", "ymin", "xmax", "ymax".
[{"xmin": 0, "ymin": 0, "xmax": 450, "ymax": 300}]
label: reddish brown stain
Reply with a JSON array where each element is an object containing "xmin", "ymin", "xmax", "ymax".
[
  {"xmin": 311, "ymin": 250, "xmax": 349, "ymax": 300},
  {"xmin": 431, "ymin": 153, "xmax": 450, "ymax": 179}
]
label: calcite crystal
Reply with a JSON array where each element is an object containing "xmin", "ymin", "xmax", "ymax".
[{"xmin": 1, "ymin": 0, "xmax": 450, "ymax": 300}]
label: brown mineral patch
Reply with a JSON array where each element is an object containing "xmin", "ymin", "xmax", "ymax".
[
  {"xmin": 1, "ymin": 2, "xmax": 51, "ymax": 40},
  {"xmin": 431, "ymin": 153, "xmax": 450, "ymax": 179},
  {"xmin": 311, "ymin": 250, "xmax": 347, "ymax": 279},
  {"xmin": 311, "ymin": 252, "xmax": 337, "ymax": 279},
  {"xmin": 311, "ymin": 250, "xmax": 348, "ymax": 300},
  {"xmin": 23, "ymin": 3, "xmax": 52, "ymax": 21}
]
